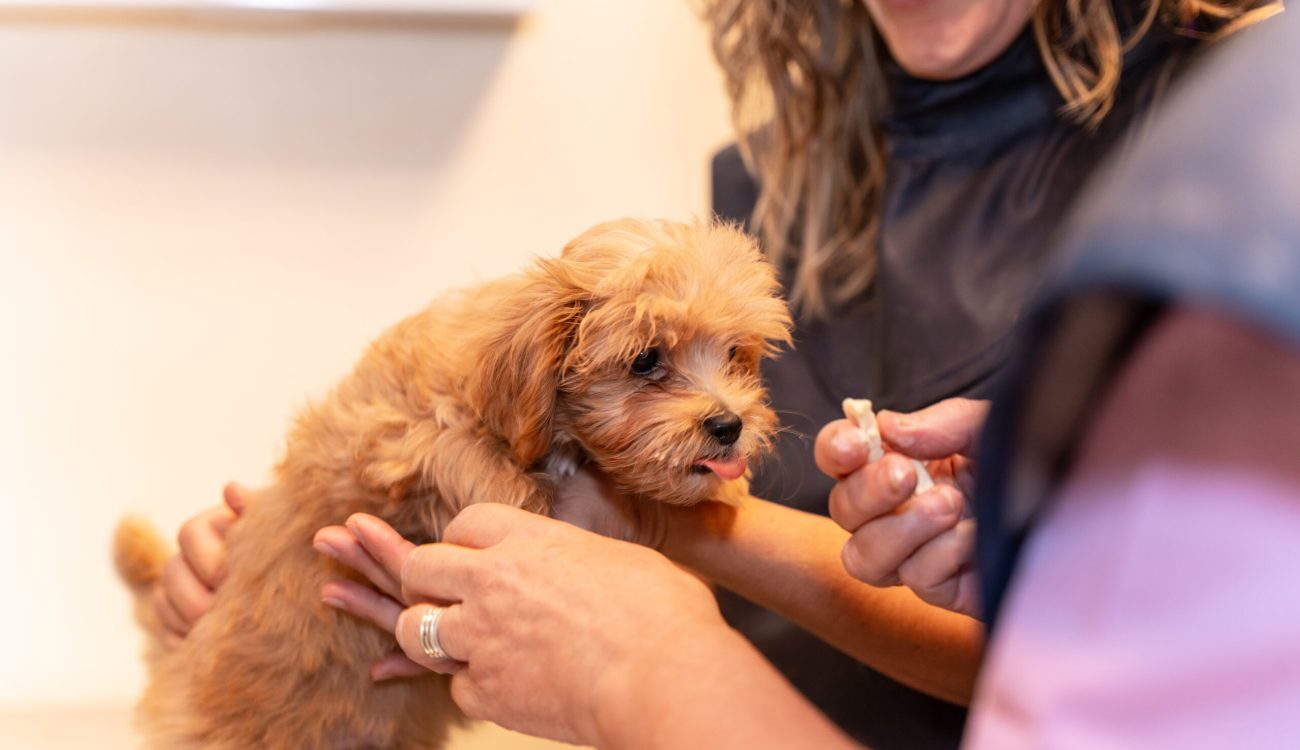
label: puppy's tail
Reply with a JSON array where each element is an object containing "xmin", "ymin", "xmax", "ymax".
[{"xmin": 113, "ymin": 516, "xmax": 170, "ymax": 638}]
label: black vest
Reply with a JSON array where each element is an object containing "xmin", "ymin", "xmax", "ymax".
[{"xmin": 712, "ymin": 19, "xmax": 1193, "ymax": 750}]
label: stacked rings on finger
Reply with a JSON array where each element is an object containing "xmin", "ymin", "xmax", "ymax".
[{"xmin": 419, "ymin": 606, "xmax": 450, "ymax": 660}]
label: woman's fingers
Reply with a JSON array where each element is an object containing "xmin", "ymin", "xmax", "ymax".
[
  {"xmin": 877, "ymin": 398, "xmax": 990, "ymax": 459},
  {"xmin": 394, "ymin": 603, "xmax": 466, "ymax": 674},
  {"xmin": 150, "ymin": 482, "xmax": 259, "ymax": 639},
  {"xmin": 442, "ymin": 503, "xmax": 530, "ymax": 549},
  {"xmin": 345, "ymin": 514, "xmax": 417, "ymax": 579},
  {"xmin": 827, "ymin": 452, "xmax": 916, "ymax": 532},
  {"xmin": 221, "ymin": 481, "xmax": 253, "ymax": 516},
  {"xmin": 400, "ymin": 543, "xmax": 480, "ymax": 605},
  {"xmin": 177, "ymin": 507, "xmax": 236, "ymax": 589},
  {"xmin": 813, "ymin": 419, "xmax": 870, "ymax": 479},
  {"xmin": 314, "ymin": 525, "xmax": 404, "ymax": 602},
  {"xmin": 158, "ymin": 552, "xmax": 215, "ymax": 626},
  {"xmin": 839, "ymin": 485, "xmax": 964, "ymax": 587},
  {"xmin": 320, "ymin": 579, "xmax": 456, "ymax": 682},
  {"xmin": 818, "ymin": 402, "xmax": 984, "ymax": 611},
  {"xmin": 320, "ymin": 579, "xmax": 461, "ymax": 681},
  {"xmin": 151, "ymin": 582, "xmax": 192, "ymax": 637},
  {"xmin": 371, "ymin": 650, "xmax": 438, "ymax": 682},
  {"xmin": 897, "ymin": 519, "xmax": 977, "ymax": 600},
  {"xmin": 896, "ymin": 518, "xmax": 977, "ymax": 592},
  {"xmin": 177, "ymin": 481, "xmax": 253, "ymax": 589},
  {"xmin": 344, "ymin": 513, "xmax": 482, "ymax": 605},
  {"xmin": 320, "ymin": 578, "xmax": 404, "ymax": 633}
]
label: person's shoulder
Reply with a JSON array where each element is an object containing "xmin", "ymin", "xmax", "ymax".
[
  {"xmin": 1073, "ymin": 9, "xmax": 1296, "ymax": 240},
  {"xmin": 1052, "ymin": 10, "xmax": 1300, "ymax": 345}
]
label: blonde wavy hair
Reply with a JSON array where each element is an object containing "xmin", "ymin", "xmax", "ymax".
[{"xmin": 704, "ymin": 0, "xmax": 1281, "ymax": 319}]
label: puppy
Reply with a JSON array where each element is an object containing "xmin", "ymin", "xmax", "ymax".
[{"xmin": 114, "ymin": 218, "xmax": 792, "ymax": 749}]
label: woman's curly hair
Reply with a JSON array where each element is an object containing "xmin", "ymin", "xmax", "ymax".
[{"xmin": 702, "ymin": 0, "xmax": 1280, "ymax": 319}]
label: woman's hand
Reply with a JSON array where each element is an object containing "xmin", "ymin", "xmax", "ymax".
[
  {"xmin": 153, "ymin": 482, "xmax": 255, "ymax": 643},
  {"xmin": 315, "ymin": 505, "xmax": 725, "ymax": 747},
  {"xmin": 309, "ymin": 466, "xmax": 672, "ymax": 682},
  {"xmin": 815, "ymin": 398, "xmax": 986, "ymax": 617}
]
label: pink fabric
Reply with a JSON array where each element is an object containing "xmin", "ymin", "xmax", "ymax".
[
  {"xmin": 967, "ymin": 310, "xmax": 1300, "ymax": 748},
  {"xmin": 965, "ymin": 463, "xmax": 1300, "ymax": 749}
]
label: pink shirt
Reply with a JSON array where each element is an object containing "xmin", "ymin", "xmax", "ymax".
[{"xmin": 967, "ymin": 310, "xmax": 1300, "ymax": 749}]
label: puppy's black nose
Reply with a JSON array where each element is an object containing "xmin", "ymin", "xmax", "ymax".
[{"xmin": 703, "ymin": 412, "xmax": 743, "ymax": 446}]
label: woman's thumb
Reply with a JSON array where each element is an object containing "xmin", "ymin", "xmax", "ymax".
[{"xmin": 877, "ymin": 399, "xmax": 990, "ymax": 459}]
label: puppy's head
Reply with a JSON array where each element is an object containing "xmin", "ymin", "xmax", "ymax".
[{"xmin": 475, "ymin": 218, "xmax": 792, "ymax": 506}]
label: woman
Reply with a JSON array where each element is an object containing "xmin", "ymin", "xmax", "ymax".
[
  {"xmin": 156, "ymin": 0, "xmax": 1275, "ymax": 746},
  {"xmin": 697, "ymin": 0, "xmax": 1272, "ymax": 745},
  {"xmin": 845, "ymin": 13, "xmax": 1300, "ymax": 742}
]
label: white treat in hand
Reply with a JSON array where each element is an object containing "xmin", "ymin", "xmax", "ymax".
[
  {"xmin": 841, "ymin": 398, "xmax": 935, "ymax": 494},
  {"xmin": 842, "ymin": 398, "xmax": 885, "ymax": 462}
]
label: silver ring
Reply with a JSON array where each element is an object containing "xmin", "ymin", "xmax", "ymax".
[{"xmin": 418, "ymin": 606, "xmax": 450, "ymax": 660}]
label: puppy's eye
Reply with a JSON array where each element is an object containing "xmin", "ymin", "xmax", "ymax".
[
  {"xmin": 728, "ymin": 346, "xmax": 739, "ymax": 361},
  {"xmin": 630, "ymin": 348, "xmax": 659, "ymax": 376}
]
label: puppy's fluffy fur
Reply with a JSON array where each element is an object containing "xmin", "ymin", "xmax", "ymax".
[{"xmin": 114, "ymin": 218, "xmax": 792, "ymax": 749}]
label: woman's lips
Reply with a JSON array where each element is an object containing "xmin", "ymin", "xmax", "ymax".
[{"xmin": 694, "ymin": 456, "xmax": 748, "ymax": 481}]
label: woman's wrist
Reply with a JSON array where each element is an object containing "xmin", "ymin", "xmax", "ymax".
[
  {"xmin": 652, "ymin": 492, "xmax": 985, "ymax": 705},
  {"xmin": 590, "ymin": 616, "xmax": 734, "ymax": 749},
  {"xmin": 658, "ymin": 496, "xmax": 741, "ymax": 569},
  {"xmin": 592, "ymin": 616, "xmax": 852, "ymax": 750}
]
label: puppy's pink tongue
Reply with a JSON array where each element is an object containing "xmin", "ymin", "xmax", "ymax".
[{"xmin": 700, "ymin": 456, "xmax": 748, "ymax": 481}]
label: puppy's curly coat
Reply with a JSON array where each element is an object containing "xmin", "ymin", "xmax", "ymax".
[{"xmin": 114, "ymin": 218, "xmax": 793, "ymax": 749}]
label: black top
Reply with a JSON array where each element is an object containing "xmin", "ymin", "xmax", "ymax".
[
  {"xmin": 976, "ymin": 11, "xmax": 1299, "ymax": 632},
  {"xmin": 710, "ymin": 20, "xmax": 1193, "ymax": 750}
]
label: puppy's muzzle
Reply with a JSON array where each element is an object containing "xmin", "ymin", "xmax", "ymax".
[{"xmin": 702, "ymin": 412, "xmax": 743, "ymax": 446}]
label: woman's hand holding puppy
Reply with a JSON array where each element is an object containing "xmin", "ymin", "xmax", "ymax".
[
  {"xmin": 152, "ymin": 482, "xmax": 253, "ymax": 644},
  {"xmin": 316, "ymin": 505, "xmax": 736, "ymax": 748},
  {"xmin": 815, "ymin": 398, "xmax": 987, "ymax": 618}
]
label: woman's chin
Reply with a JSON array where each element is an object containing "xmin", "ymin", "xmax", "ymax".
[{"xmin": 871, "ymin": 0, "xmax": 1035, "ymax": 80}]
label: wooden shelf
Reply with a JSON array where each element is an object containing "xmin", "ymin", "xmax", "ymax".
[{"xmin": 0, "ymin": 0, "xmax": 537, "ymax": 20}]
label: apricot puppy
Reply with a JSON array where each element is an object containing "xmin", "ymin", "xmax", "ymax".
[{"xmin": 114, "ymin": 218, "xmax": 792, "ymax": 749}]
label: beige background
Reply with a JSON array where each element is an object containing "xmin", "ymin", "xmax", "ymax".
[{"xmin": 0, "ymin": 0, "xmax": 731, "ymax": 746}]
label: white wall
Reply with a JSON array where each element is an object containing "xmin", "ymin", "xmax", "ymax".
[{"xmin": 0, "ymin": 0, "xmax": 731, "ymax": 710}]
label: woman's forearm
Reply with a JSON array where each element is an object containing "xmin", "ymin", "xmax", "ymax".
[
  {"xmin": 661, "ymin": 495, "xmax": 984, "ymax": 706},
  {"xmin": 597, "ymin": 622, "xmax": 860, "ymax": 750}
]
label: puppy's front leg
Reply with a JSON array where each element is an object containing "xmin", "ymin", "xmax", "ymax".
[{"xmin": 379, "ymin": 425, "xmax": 556, "ymax": 540}]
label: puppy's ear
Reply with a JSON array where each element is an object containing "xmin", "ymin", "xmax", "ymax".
[{"xmin": 465, "ymin": 261, "xmax": 586, "ymax": 469}]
